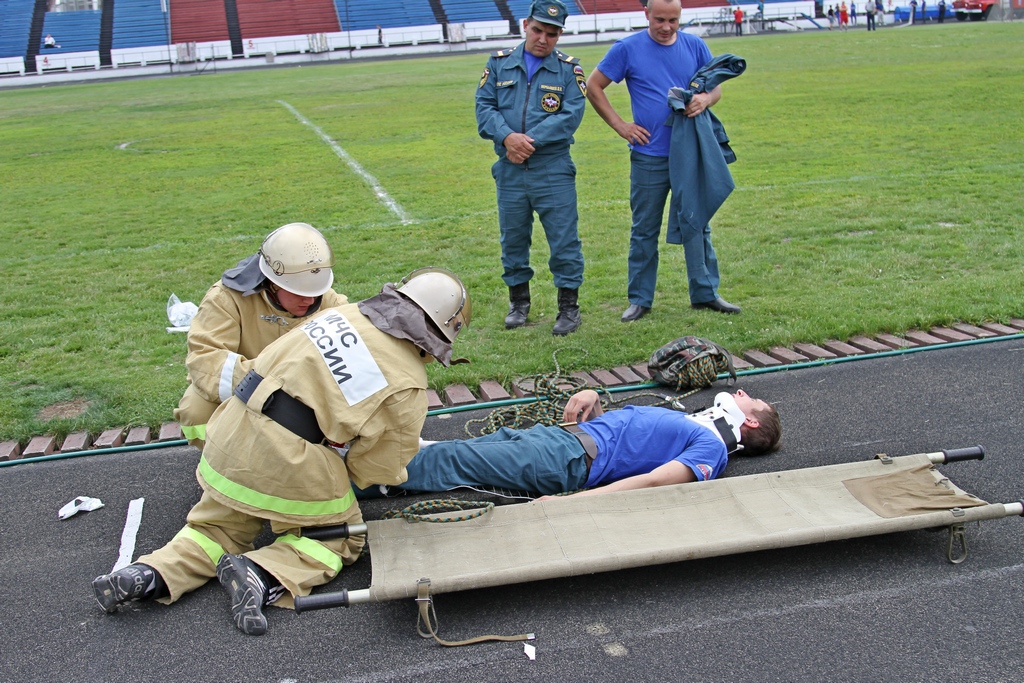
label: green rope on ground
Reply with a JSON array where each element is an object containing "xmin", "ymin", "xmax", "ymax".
[
  {"xmin": 465, "ymin": 347, "xmax": 674, "ymax": 438},
  {"xmin": 381, "ymin": 499, "xmax": 495, "ymax": 524}
]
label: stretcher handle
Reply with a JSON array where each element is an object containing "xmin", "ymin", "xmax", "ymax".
[
  {"xmin": 299, "ymin": 522, "xmax": 368, "ymax": 541},
  {"xmin": 294, "ymin": 589, "xmax": 350, "ymax": 613},
  {"xmin": 940, "ymin": 446, "xmax": 985, "ymax": 463}
]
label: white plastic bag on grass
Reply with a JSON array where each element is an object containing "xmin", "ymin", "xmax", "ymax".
[{"xmin": 167, "ymin": 293, "xmax": 198, "ymax": 332}]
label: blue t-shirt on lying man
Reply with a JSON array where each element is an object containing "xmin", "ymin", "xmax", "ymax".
[{"xmin": 579, "ymin": 405, "xmax": 728, "ymax": 487}]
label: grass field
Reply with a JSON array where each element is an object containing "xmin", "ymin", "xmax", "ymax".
[{"xmin": 1, "ymin": 22, "xmax": 1022, "ymax": 442}]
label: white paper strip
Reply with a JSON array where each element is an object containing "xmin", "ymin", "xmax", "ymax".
[{"xmin": 112, "ymin": 498, "xmax": 145, "ymax": 572}]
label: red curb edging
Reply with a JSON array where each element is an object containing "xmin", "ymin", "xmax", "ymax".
[
  {"xmin": 425, "ymin": 389, "xmax": 443, "ymax": 411},
  {"xmin": 0, "ymin": 440, "xmax": 22, "ymax": 461},
  {"xmin": 125, "ymin": 426, "xmax": 152, "ymax": 446},
  {"xmin": 847, "ymin": 336, "xmax": 890, "ymax": 354},
  {"xmin": 821, "ymin": 340, "xmax": 864, "ymax": 357},
  {"xmin": 742, "ymin": 350, "xmax": 780, "ymax": 368},
  {"xmin": 443, "ymin": 384, "xmax": 477, "ymax": 407},
  {"xmin": 477, "ymin": 380, "xmax": 511, "ymax": 402},
  {"xmin": 94, "ymin": 429, "xmax": 125, "ymax": 449},
  {"xmin": 24, "ymin": 436, "xmax": 56, "ymax": 457},
  {"xmin": 158, "ymin": 423, "xmax": 183, "ymax": 442},
  {"xmin": 952, "ymin": 323, "xmax": 996, "ymax": 339},
  {"xmin": 875, "ymin": 333, "xmax": 917, "ymax": 349},
  {"xmin": 792, "ymin": 343, "xmax": 837, "ymax": 360},
  {"xmin": 904, "ymin": 330, "xmax": 946, "ymax": 346},
  {"xmin": 769, "ymin": 346, "xmax": 808, "ymax": 364},
  {"xmin": 61, "ymin": 432, "xmax": 92, "ymax": 453}
]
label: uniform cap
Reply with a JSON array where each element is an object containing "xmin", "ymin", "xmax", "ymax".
[{"xmin": 529, "ymin": 0, "xmax": 568, "ymax": 27}]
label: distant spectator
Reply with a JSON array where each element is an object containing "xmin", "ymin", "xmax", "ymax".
[
  {"xmin": 938, "ymin": 0, "xmax": 946, "ymax": 21},
  {"xmin": 839, "ymin": 1, "xmax": 849, "ymax": 28},
  {"xmin": 734, "ymin": 6, "xmax": 744, "ymax": 35},
  {"xmin": 43, "ymin": 34, "xmax": 59, "ymax": 49},
  {"xmin": 921, "ymin": 0, "xmax": 927, "ymax": 21},
  {"xmin": 850, "ymin": 1, "xmax": 857, "ymax": 22},
  {"xmin": 827, "ymin": 5, "xmax": 835, "ymax": 28},
  {"xmin": 377, "ymin": 25, "xmax": 383, "ymax": 45},
  {"xmin": 865, "ymin": 0, "xmax": 877, "ymax": 29},
  {"xmin": 909, "ymin": 0, "xmax": 917, "ymax": 22},
  {"xmin": 758, "ymin": 0, "xmax": 765, "ymax": 27}
]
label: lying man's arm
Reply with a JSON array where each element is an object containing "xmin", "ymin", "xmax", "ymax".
[{"xmin": 536, "ymin": 460, "xmax": 696, "ymax": 501}]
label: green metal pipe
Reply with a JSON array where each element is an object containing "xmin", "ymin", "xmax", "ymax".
[
  {"xmin": 2, "ymin": 332, "xmax": 1021, "ymax": 468},
  {"xmin": 0, "ymin": 439, "xmax": 189, "ymax": 468}
]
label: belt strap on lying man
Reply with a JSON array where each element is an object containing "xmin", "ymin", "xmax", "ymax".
[
  {"xmin": 233, "ymin": 369, "xmax": 326, "ymax": 444},
  {"xmin": 558, "ymin": 422, "xmax": 597, "ymax": 471}
]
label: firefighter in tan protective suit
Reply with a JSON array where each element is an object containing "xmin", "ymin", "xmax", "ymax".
[
  {"xmin": 93, "ymin": 268, "xmax": 471, "ymax": 636},
  {"xmin": 176, "ymin": 222, "xmax": 348, "ymax": 449}
]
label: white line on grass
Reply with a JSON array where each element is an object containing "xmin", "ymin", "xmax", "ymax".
[{"xmin": 277, "ymin": 100, "xmax": 413, "ymax": 224}]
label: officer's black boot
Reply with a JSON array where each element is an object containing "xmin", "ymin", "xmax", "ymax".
[
  {"xmin": 92, "ymin": 563, "xmax": 166, "ymax": 613},
  {"xmin": 504, "ymin": 282, "xmax": 531, "ymax": 329},
  {"xmin": 552, "ymin": 287, "xmax": 581, "ymax": 336},
  {"xmin": 216, "ymin": 553, "xmax": 282, "ymax": 636}
]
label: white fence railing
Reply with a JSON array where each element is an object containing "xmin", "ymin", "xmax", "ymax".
[
  {"xmin": 0, "ymin": 56, "xmax": 26, "ymax": 76},
  {"xmin": 111, "ymin": 45, "xmax": 174, "ymax": 68},
  {"xmin": 35, "ymin": 50, "xmax": 100, "ymax": 73}
]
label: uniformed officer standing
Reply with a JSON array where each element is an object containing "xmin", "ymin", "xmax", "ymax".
[
  {"xmin": 175, "ymin": 223, "xmax": 348, "ymax": 450},
  {"xmin": 476, "ymin": 0, "xmax": 587, "ymax": 336},
  {"xmin": 92, "ymin": 269, "xmax": 471, "ymax": 636}
]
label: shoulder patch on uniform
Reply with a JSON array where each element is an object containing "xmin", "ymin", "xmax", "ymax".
[
  {"xmin": 574, "ymin": 65, "xmax": 587, "ymax": 97},
  {"xmin": 478, "ymin": 66, "xmax": 490, "ymax": 89},
  {"xmin": 556, "ymin": 50, "xmax": 579, "ymax": 65},
  {"xmin": 491, "ymin": 48, "xmax": 513, "ymax": 58}
]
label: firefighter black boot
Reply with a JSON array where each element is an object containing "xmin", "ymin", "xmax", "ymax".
[
  {"xmin": 217, "ymin": 553, "xmax": 282, "ymax": 636},
  {"xmin": 92, "ymin": 563, "xmax": 166, "ymax": 613},
  {"xmin": 504, "ymin": 282, "xmax": 531, "ymax": 329},
  {"xmin": 552, "ymin": 287, "xmax": 581, "ymax": 336}
]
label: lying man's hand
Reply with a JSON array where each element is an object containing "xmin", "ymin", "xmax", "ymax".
[{"xmin": 562, "ymin": 389, "xmax": 604, "ymax": 423}]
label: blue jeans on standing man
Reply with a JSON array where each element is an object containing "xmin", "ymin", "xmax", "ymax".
[{"xmin": 628, "ymin": 150, "xmax": 721, "ymax": 307}]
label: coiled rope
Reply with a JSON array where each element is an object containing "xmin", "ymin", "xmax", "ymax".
[
  {"xmin": 464, "ymin": 347, "xmax": 673, "ymax": 438},
  {"xmin": 381, "ymin": 498, "xmax": 494, "ymax": 523}
]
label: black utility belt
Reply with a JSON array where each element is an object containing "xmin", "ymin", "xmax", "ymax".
[{"xmin": 233, "ymin": 370, "xmax": 326, "ymax": 444}]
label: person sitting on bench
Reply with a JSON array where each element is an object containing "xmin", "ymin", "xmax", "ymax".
[{"xmin": 386, "ymin": 388, "xmax": 780, "ymax": 498}]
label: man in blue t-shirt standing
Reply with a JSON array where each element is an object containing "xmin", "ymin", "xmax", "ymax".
[
  {"xmin": 389, "ymin": 389, "xmax": 781, "ymax": 498},
  {"xmin": 587, "ymin": 0, "xmax": 741, "ymax": 322}
]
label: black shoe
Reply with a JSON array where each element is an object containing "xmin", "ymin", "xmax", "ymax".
[
  {"xmin": 216, "ymin": 554, "xmax": 270, "ymax": 636},
  {"xmin": 92, "ymin": 563, "xmax": 162, "ymax": 613},
  {"xmin": 552, "ymin": 287, "xmax": 581, "ymax": 336},
  {"xmin": 504, "ymin": 283, "xmax": 531, "ymax": 329},
  {"xmin": 620, "ymin": 304, "xmax": 651, "ymax": 322},
  {"xmin": 691, "ymin": 297, "xmax": 741, "ymax": 314}
]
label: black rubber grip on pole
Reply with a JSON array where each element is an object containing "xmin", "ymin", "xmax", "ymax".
[
  {"xmin": 941, "ymin": 445, "xmax": 985, "ymax": 463},
  {"xmin": 293, "ymin": 589, "xmax": 350, "ymax": 614},
  {"xmin": 301, "ymin": 523, "xmax": 350, "ymax": 540}
]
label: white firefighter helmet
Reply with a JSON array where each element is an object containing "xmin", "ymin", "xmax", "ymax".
[
  {"xmin": 257, "ymin": 223, "xmax": 335, "ymax": 297},
  {"xmin": 397, "ymin": 268, "xmax": 471, "ymax": 342}
]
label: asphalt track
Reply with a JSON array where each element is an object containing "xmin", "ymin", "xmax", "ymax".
[{"xmin": 3, "ymin": 338, "xmax": 1023, "ymax": 682}]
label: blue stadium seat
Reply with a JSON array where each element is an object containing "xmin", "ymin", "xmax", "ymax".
[
  {"xmin": 113, "ymin": 0, "xmax": 170, "ymax": 49},
  {"xmin": 39, "ymin": 10, "xmax": 102, "ymax": 53},
  {"xmin": 440, "ymin": 0, "xmax": 505, "ymax": 22},
  {"xmin": 335, "ymin": 0, "xmax": 438, "ymax": 30},
  {"xmin": 0, "ymin": 0, "xmax": 35, "ymax": 58}
]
